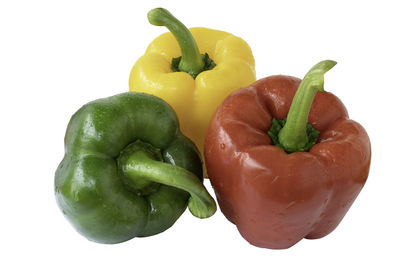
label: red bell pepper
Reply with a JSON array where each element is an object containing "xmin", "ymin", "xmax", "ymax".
[{"xmin": 204, "ymin": 60, "xmax": 371, "ymax": 249}]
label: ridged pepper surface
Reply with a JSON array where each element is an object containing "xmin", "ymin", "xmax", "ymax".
[
  {"xmin": 55, "ymin": 92, "xmax": 216, "ymax": 244},
  {"xmin": 129, "ymin": 8, "xmax": 255, "ymax": 158},
  {"xmin": 205, "ymin": 61, "xmax": 371, "ymax": 249}
]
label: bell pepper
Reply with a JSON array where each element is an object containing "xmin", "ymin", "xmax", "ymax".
[
  {"xmin": 204, "ymin": 60, "xmax": 371, "ymax": 249},
  {"xmin": 129, "ymin": 8, "xmax": 256, "ymax": 158},
  {"xmin": 55, "ymin": 92, "xmax": 216, "ymax": 244}
]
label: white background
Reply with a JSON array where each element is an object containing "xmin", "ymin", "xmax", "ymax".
[{"xmin": 1, "ymin": 0, "xmax": 399, "ymax": 265}]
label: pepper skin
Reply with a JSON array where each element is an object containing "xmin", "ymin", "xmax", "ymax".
[
  {"xmin": 204, "ymin": 61, "xmax": 371, "ymax": 249},
  {"xmin": 55, "ymin": 92, "xmax": 216, "ymax": 244},
  {"xmin": 129, "ymin": 8, "xmax": 255, "ymax": 158}
]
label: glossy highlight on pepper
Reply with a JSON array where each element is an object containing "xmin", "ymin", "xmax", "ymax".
[
  {"xmin": 129, "ymin": 8, "xmax": 256, "ymax": 160},
  {"xmin": 55, "ymin": 92, "xmax": 216, "ymax": 244},
  {"xmin": 205, "ymin": 60, "xmax": 371, "ymax": 249}
]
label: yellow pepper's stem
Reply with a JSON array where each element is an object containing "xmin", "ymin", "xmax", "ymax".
[{"xmin": 147, "ymin": 8, "xmax": 205, "ymax": 77}]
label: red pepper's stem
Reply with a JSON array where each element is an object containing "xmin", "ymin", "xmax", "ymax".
[{"xmin": 278, "ymin": 60, "xmax": 337, "ymax": 153}]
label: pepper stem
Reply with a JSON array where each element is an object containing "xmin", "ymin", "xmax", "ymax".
[
  {"xmin": 147, "ymin": 8, "xmax": 205, "ymax": 77},
  {"xmin": 119, "ymin": 143, "xmax": 216, "ymax": 218},
  {"xmin": 277, "ymin": 60, "xmax": 337, "ymax": 153}
]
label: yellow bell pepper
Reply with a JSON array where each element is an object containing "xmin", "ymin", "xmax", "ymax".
[{"xmin": 129, "ymin": 8, "xmax": 256, "ymax": 159}]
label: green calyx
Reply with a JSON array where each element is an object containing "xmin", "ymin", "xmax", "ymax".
[
  {"xmin": 118, "ymin": 140, "xmax": 163, "ymax": 196},
  {"xmin": 147, "ymin": 8, "xmax": 216, "ymax": 78},
  {"xmin": 118, "ymin": 140, "xmax": 216, "ymax": 219},
  {"xmin": 171, "ymin": 53, "xmax": 216, "ymax": 78},
  {"xmin": 268, "ymin": 60, "xmax": 337, "ymax": 153},
  {"xmin": 268, "ymin": 118, "xmax": 320, "ymax": 153}
]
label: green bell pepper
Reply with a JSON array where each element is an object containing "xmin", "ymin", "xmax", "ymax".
[{"xmin": 55, "ymin": 92, "xmax": 216, "ymax": 244}]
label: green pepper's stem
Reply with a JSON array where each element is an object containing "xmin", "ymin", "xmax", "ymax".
[
  {"xmin": 121, "ymin": 149, "xmax": 216, "ymax": 218},
  {"xmin": 147, "ymin": 8, "xmax": 205, "ymax": 77},
  {"xmin": 278, "ymin": 60, "xmax": 337, "ymax": 153}
]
